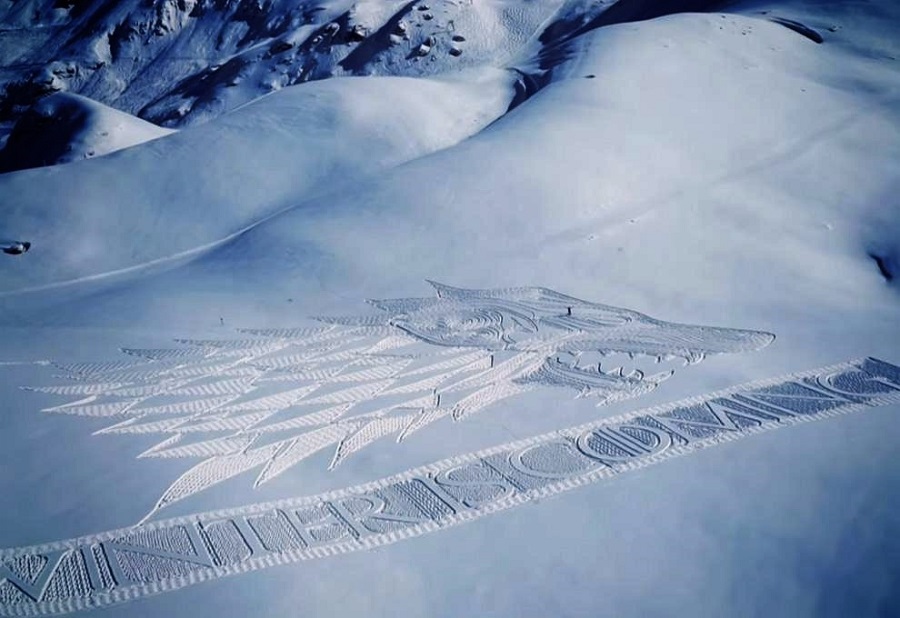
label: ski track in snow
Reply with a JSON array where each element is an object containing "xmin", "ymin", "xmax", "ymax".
[{"xmin": 0, "ymin": 196, "xmax": 327, "ymax": 298}]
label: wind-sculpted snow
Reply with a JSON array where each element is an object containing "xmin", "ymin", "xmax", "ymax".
[
  {"xmin": 2, "ymin": 357, "xmax": 898, "ymax": 616},
  {"xmin": 19, "ymin": 282, "xmax": 773, "ymax": 522}
]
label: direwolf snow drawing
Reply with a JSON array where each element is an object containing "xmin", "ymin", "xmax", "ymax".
[{"xmin": 25, "ymin": 281, "xmax": 774, "ymax": 517}]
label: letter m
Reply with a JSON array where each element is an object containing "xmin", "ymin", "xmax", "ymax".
[{"xmin": 652, "ymin": 397, "xmax": 782, "ymax": 441}]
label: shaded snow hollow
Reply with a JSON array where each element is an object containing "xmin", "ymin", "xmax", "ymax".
[{"xmin": 0, "ymin": 92, "xmax": 173, "ymax": 172}]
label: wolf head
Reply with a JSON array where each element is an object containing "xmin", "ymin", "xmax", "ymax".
[{"xmin": 370, "ymin": 281, "xmax": 774, "ymax": 402}]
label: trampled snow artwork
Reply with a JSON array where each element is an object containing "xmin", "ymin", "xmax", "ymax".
[
  {"xmin": 2, "ymin": 356, "xmax": 898, "ymax": 615},
  {"xmin": 19, "ymin": 283, "xmax": 775, "ymax": 521},
  {"xmin": 1, "ymin": 0, "xmax": 898, "ymax": 616}
]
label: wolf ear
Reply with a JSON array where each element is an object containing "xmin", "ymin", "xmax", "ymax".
[{"xmin": 425, "ymin": 280, "xmax": 466, "ymax": 299}]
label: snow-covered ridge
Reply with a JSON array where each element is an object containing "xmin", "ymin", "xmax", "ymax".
[
  {"xmin": 0, "ymin": 68, "xmax": 513, "ymax": 291},
  {"xmin": 0, "ymin": 0, "xmax": 897, "ymax": 294},
  {"xmin": 0, "ymin": 92, "xmax": 173, "ymax": 172},
  {"xmin": 0, "ymin": 0, "xmax": 789, "ymax": 132},
  {"xmin": 0, "ymin": 0, "xmax": 853, "ymax": 164},
  {"xmin": 0, "ymin": 0, "xmax": 564, "ymax": 129}
]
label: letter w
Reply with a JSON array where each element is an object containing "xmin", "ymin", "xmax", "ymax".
[
  {"xmin": 0, "ymin": 549, "xmax": 69, "ymax": 602},
  {"xmin": 102, "ymin": 524, "xmax": 215, "ymax": 585}
]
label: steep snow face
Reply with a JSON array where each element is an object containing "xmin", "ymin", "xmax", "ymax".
[
  {"xmin": 0, "ymin": 68, "xmax": 514, "ymax": 291},
  {"xmin": 0, "ymin": 92, "xmax": 173, "ymax": 172},
  {"xmin": 0, "ymin": 0, "xmax": 564, "ymax": 128}
]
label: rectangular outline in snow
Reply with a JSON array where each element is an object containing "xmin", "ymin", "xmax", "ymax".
[{"xmin": 0, "ymin": 357, "xmax": 898, "ymax": 616}]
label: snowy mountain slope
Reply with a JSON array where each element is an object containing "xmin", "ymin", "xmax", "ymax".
[
  {"xmin": 6, "ymin": 3, "xmax": 894, "ymax": 317},
  {"xmin": 0, "ymin": 0, "xmax": 563, "ymax": 130},
  {"xmin": 0, "ymin": 0, "xmax": 898, "ymax": 617},
  {"xmin": 0, "ymin": 67, "xmax": 512, "ymax": 291},
  {"xmin": 0, "ymin": 91, "xmax": 173, "ymax": 172}
]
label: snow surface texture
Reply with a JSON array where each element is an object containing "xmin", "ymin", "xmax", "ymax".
[{"xmin": 0, "ymin": 0, "xmax": 899, "ymax": 616}]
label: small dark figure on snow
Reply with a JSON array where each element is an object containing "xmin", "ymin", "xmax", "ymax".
[{"xmin": 2, "ymin": 241, "xmax": 31, "ymax": 255}]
